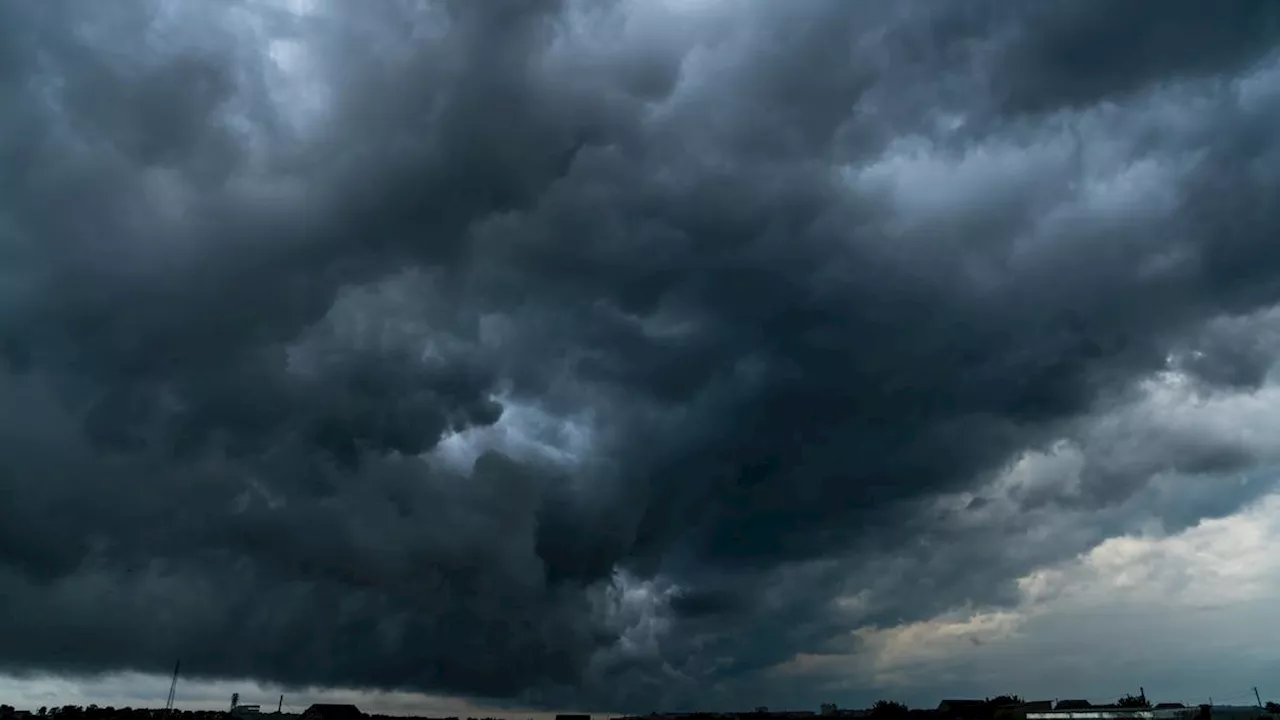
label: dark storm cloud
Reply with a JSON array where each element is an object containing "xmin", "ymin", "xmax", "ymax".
[
  {"xmin": 998, "ymin": 0, "xmax": 1280, "ymax": 114},
  {"xmin": 3, "ymin": 0, "xmax": 1280, "ymax": 712}
]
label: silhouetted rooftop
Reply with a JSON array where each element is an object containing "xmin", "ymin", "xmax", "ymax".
[{"xmin": 300, "ymin": 705, "xmax": 362, "ymax": 720}]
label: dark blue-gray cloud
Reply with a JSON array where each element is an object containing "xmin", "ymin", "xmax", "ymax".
[{"xmin": 3, "ymin": 0, "xmax": 1280, "ymax": 713}]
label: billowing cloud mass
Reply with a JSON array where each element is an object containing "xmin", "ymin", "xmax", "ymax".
[{"xmin": 4, "ymin": 0, "xmax": 1280, "ymax": 713}]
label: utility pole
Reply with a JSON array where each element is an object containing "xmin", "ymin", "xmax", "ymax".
[{"xmin": 1254, "ymin": 688, "xmax": 1262, "ymax": 708}]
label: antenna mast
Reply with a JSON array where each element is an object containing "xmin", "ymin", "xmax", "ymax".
[{"xmin": 165, "ymin": 660, "xmax": 181, "ymax": 714}]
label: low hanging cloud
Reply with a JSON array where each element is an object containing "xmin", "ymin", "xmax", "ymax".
[
  {"xmin": 776, "ymin": 492, "xmax": 1280, "ymax": 704},
  {"xmin": 3, "ymin": 0, "xmax": 1280, "ymax": 713}
]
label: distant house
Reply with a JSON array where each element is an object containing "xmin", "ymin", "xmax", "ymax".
[
  {"xmin": 995, "ymin": 703, "xmax": 1054, "ymax": 720},
  {"xmin": 1055, "ymin": 703, "xmax": 1093, "ymax": 712},
  {"xmin": 300, "ymin": 705, "xmax": 362, "ymax": 720}
]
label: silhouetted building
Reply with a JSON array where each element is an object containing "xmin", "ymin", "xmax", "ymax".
[
  {"xmin": 1206, "ymin": 707, "xmax": 1271, "ymax": 720},
  {"xmin": 1027, "ymin": 707, "xmax": 1198, "ymax": 720},
  {"xmin": 300, "ymin": 705, "xmax": 362, "ymax": 720},
  {"xmin": 996, "ymin": 703, "xmax": 1054, "ymax": 720}
]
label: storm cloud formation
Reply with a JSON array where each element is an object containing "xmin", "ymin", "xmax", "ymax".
[{"xmin": 4, "ymin": 0, "xmax": 1280, "ymax": 712}]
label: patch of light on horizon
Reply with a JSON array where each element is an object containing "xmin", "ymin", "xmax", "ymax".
[{"xmin": 777, "ymin": 492, "xmax": 1280, "ymax": 691}]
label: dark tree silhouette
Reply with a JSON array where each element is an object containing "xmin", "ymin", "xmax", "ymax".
[
  {"xmin": 1117, "ymin": 695, "xmax": 1151, "ymax": 709},
  {"xmin": 872, "ymin": 701, "xmax": 910, "ymax": 720},
  {"xmin": 988, "ymin": 697, "xmax": 1024, "ymax": 707}
]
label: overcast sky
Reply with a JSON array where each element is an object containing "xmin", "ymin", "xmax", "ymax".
[{"xmin": 4, "ymin": 0, "xmax": 1280, "ymax": 716}]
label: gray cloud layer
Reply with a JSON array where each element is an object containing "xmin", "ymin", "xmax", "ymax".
[{"xmin": 3, "ymin": 0, "xmax": 1280, "ymax": 712}]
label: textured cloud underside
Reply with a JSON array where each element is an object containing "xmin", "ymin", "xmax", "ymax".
[{"xmin": 3, "ymin": 0, "xmax": 1280, "ymax": 712}]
